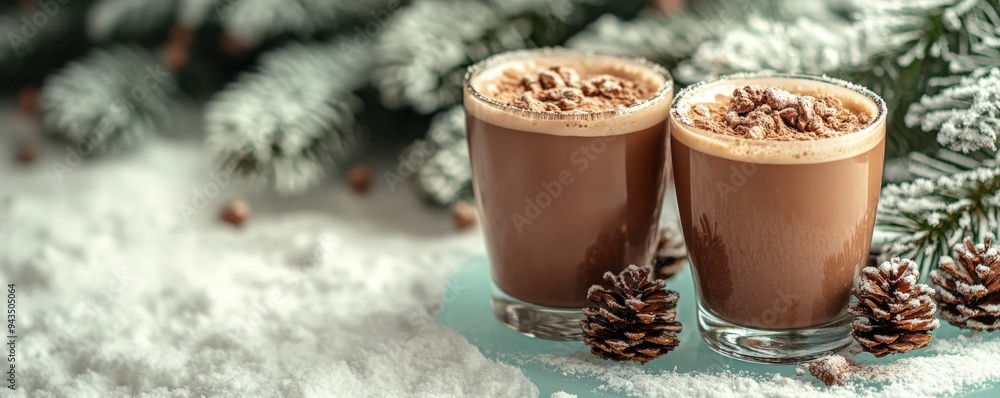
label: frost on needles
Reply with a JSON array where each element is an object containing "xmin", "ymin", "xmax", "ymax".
[
  {"xmin": 86, "ymin": 0, "xmax": 179, "ymax": 42},
  {"xmin": 85, "ymin": 0, "xmax": 396, "ymax": 45},
  {"xmin": 408, "ymin": 106, "xmax": 472, "ymax": 205},
  {"xmin": 205, "ymin": 40, "xmax": 369, "ymax": 195},
  {"xmin": 907, "ymin": 68, "xmax": 1000, "ymax": 153},
  {"xmin": 872, "ymin": 0, "xmax": 1000, "ymax": 274},
  {"xmin": 40, "ymin": 45, "xmax": 179, "ymax": 155},
  {"xmin": 878, "ymin": 153, "xmax": 1000, "ymax": 277},
  {"xmin": 371, "ymin": 0, "xmax": 646, "ymax": 114},
  {"xmin": 373, "ymin": 0, "xmax": 511, "ymax": 114},
  {"xmin": 216, "ymin": 0, "xmax": 393, "ymax": 45},
  {"xmin": 567, "ymin": 12, "xmax": 716, "ymax": 72}
]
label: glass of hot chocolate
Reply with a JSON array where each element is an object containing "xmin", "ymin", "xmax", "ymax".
[
  {"xmin": 670, "ymin": 72, "xmax": 887, "ymax": 363},
  {"xmin": 464, "ymin": 48, "xmax": 673, "ymax": 340}
]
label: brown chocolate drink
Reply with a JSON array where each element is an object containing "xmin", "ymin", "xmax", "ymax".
[
  {"xmin": 465, "ymin": 50, "xmax": 673, "ymax": 309},
  {"xmin": 670, "ymin": 76, "xmax": 886, "ymax": 330}
]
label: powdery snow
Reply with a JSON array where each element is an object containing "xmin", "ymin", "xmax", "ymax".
[
  {"xmin": 536, "ymin": 354, "xmax": 848, "ymax": 398},
  {"xmin": 534, "ymin": 334, "xmax": 1000, "ymax": 398},
  {"xmin": 0, "ymin": 138, "xmax": 536, "ymax": 398}
]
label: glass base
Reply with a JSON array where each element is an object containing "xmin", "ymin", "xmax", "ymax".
[
  {"xmin": 697, "ymin": 304, "xmax": 852, "ymax": 364},
  {"xmin": 491, "ymin": 283, "xmax": 583, "ymax": 341}
]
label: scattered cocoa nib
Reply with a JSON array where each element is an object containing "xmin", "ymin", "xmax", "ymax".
[
  {"xmin": 452, "ymin": 202, "xmax": 477, "ymax": 230},
  {"xmin": 16, "ymin": 142, "xmax": 38, "ymax": 165},
  {"xmin": 690, "ymin": 85, "xmax": 873, "ymax": 140},
  {"xmin": 220, "ymin": 200, "xmax": 250, "ymax": 227},
  {"xmin": 17, "ymin": 86, "xmax": 39, "ymax": 115},
  {"xmin": 161, "ymin": 42, "xmax": 190, "ymax": 71},
  {"xmin": 347, "ymin": 164, "xmax": 375, "ymax": 194},
  {"xmin": 492, "ymin": 65, "xmax": 650, "ymax": 113}
]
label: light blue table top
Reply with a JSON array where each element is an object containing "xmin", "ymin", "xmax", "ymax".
[{"xmin": 438, "ymin": 255, "xmax": 1000, "ymax": 397}]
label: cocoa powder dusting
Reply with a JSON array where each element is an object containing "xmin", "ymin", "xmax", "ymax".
[
  {"xmin": 689, "ymin": 85, "xmax": 873, "ymax": 140},
  {"xmin": 486, "ymin": 65, "xmax": 650, "ymax": 113}
]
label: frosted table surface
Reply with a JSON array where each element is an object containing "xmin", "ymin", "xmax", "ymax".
[{"xmin": 439, "ymin": 255, "xmax": 1000, "ymax": 397}]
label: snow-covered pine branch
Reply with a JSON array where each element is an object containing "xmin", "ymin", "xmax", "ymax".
[
  {"xmin": 674, "ymin": 15, "xmax": 862, "ymax": 84},
  {"xmin": 568, "ymin": 0, "xmax": 857, "ymax": 78},
  {"xmin": 410, "ymin": 106, "xmax": 471, "ymax": 205},
  {"xmin": 217, "ymin": 0, "xmax": 393, "ymax": 46},
  {"xmin": 568, "ymin": 12, "xmax": 715, "ymax": 70},
  {"xmin": 852, "ymin": 0, "xmax": 953, "ymax": 66},
  {"xmin": 87, "ymin": 0, "xmax": 180, "ymax": 42},
  {"xmin": 906, "ymin": 68, "xmax": 1000, "ymax": 153},
  {"xmin": 932, "ymin": 0, "xmax": 1000, "ymax": 74},
  {"xmin": 372, "ymin": 0, "xmax": 534, "ymax": 114},
  {"xmin": 205, "ymin": 39, "xmax": 370, "ymax": 195},
  {"xmin": 40, "ymin": 45, "xmax": 179, "ymax": 154},
  {"xmin": 906, "ymin": 148, "xmax": 997, "ymax": 180},
  {"xmin": 372, "ymin": 0, "xmax": 645, "ymax": 114},
  {"xmin": 878, "ymin": 152, "xmax": 1000, "ymax": 276},
  {"xmin": 848, "ymin": 0, "xmax": 1000, "ymax": 91}
]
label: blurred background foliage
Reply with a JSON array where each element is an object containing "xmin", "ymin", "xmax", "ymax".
[{"xmin": 2, "ymin": 0, "xmax": 999, "ymax": 275}]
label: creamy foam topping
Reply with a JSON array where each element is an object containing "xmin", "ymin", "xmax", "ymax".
[
  {"xmin": 465, "ymin": 51, "xmax": 672, "ymax": 136},
  {"xmin": 670, "ymin": 74, "xmax": 886, "ymax": 164}
]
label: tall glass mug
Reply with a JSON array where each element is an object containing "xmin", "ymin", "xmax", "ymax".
[
  {"xmin": 464, "ymin": 48, "xmax": 674, "ymax": 340},
  {"xmin": 670, "ymin": 72, "xmax": 887, "ymax": 363}
]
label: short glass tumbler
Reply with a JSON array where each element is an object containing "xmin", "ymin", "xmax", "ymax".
[
  {"xmin": 464, "ymin": 48, "xmax": 674, "ymax": 340},
  {"xmin": 669, "ymin": 72, "xmax": 887, "ymax": 363}
]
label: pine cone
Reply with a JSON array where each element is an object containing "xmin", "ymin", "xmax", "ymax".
[
  {"xmin": 652, "ymin": 224, "xmax": 686, "ymax": 280},
  {"xmin": 580, "ymin": 265, "xmax": 682, "ymax": 364},
  {"xmin": 848, "ymin": 258, "xmax": 939, "ymax": 357},
  {"xmin": 930, "ymin": 235, "xmax": 1000, "ymax": 331}
]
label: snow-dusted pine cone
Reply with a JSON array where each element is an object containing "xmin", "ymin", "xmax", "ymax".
[
  {"xmin": 930, "ymin": 235, "xmax": 1000, "ymax": 331},
  {"xmin": 580, "ymin": 265, "xmax": 682, "ymax": 364},
  {"xmin": 848, "ymin": 258, "xmax": 939, "ymax": 357}
]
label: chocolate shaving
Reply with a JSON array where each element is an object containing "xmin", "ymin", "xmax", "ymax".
[
  {"xmin": 689, "ymin": 85, "xmax": 873, "ymax": 140},
  {"xmin": 486, "ymin": 66, "xmax": 650, "ymax": 113}
]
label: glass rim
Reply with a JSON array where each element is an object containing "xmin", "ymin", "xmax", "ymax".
[
  {"xmin": 669, "ymin": 71, "xmax": 888, "ymax": 148},
  {"xmin": 463, "ymin": 47, "xmax": 674, "ymax": 122}
]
